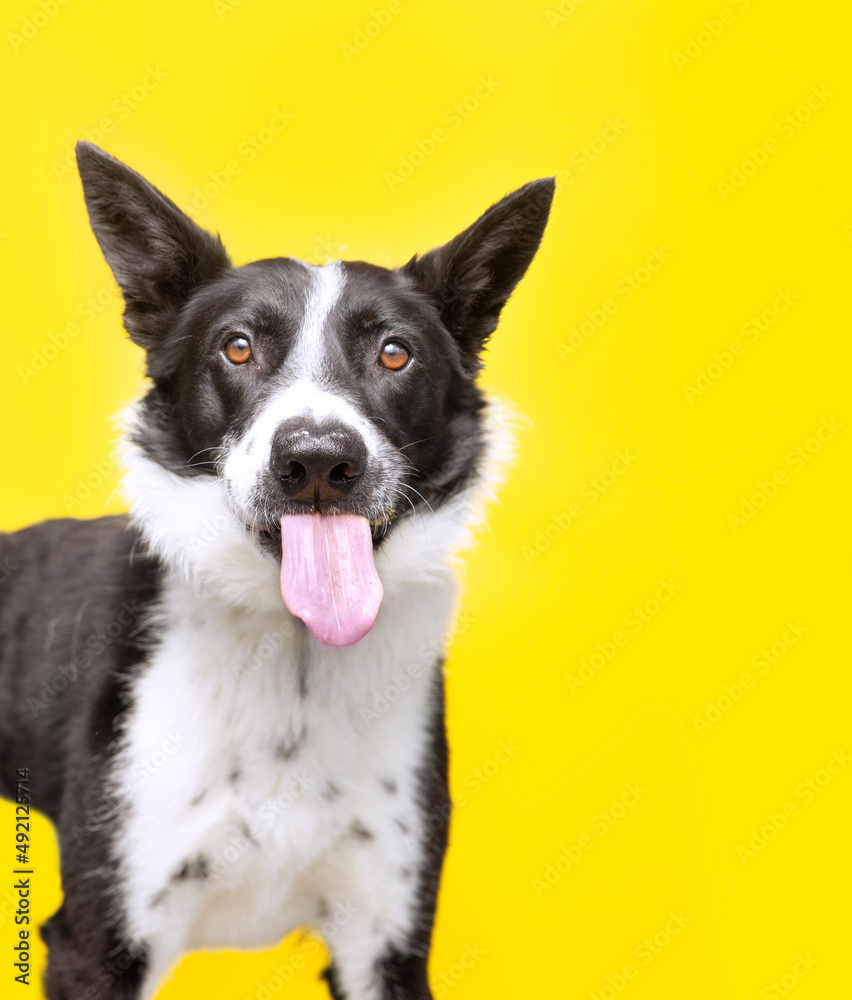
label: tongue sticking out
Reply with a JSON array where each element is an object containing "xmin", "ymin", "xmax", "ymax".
[{"xmin": 280, "ymin": 514, "xmax": 383, "ymax": 647}]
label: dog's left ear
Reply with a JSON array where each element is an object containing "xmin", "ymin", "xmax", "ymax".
[
  {"xmin": 401, "ymin": 177, "xmax": 554, "ymax": 370},
  {"xmin": 76, "ymin": 142, "xmax": 231, "ymax": 352}
]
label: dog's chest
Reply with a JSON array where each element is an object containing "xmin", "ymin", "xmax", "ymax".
[{"xmin": 113, "ymin": 575, "xmax": 452, "ymax": 950}]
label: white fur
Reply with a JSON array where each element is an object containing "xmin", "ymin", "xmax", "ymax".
[
  {"xmin": 292, "ymin": 260, "xmax": 346, "ymax": 378},
  {"xmin": 112, "ymin": 395, "xmax": 517, "ymax": 1000},
  {"xmin": 224, "ymin": 380, "xmax": 387, "ymax": 519}
]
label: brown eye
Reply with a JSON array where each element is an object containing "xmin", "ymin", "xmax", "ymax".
[
  {"xmin": 224, "ymin": 335, "xmax": 252, "ymax": 365},
  {"xmin": 379, "ymin": 342, "xmax": 410, "ymax": 371}
]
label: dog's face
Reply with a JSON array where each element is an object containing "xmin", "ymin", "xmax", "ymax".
[
  {"xmin": 165, "ymin": 257, "xmax": 467, "ymax": 540},
  {"xmin": 76, "ymin": 143, "xmax": 552, "ymax": 643}
]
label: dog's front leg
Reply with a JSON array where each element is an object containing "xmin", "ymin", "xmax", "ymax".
[
  {"xmin": 41, "ymin": 902, "xmax": 146, "ymax": 1000},
  {"xmin": 315, "ymin": 676, "xmax": 450, "ymax": 1000},
  {"xmin": 316, "ymin": 804, "xmax": 449, "ymax": 1000}
]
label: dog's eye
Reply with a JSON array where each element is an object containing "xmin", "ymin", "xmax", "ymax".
[
  {"xmin": 224, "ymin": 336, "xmax": 252, "ymax": 365},
  {"xmin": 379, "ymin": 342, "xmax": 410, "ymax": 371}
]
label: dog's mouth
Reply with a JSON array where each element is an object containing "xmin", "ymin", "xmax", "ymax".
[
  {"xmin": 278, "ymin": 513, "xmax": 383, "ymax": 648},
  {"xmin": 246, "ymin": 510, "xmax": 393, "ymax": 649}
]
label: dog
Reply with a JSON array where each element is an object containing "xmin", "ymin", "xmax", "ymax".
[{"xmin": 0, "ymin": 142, "xmax": 553, "ymax": 1000}]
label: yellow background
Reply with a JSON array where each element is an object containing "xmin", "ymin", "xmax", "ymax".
[{"xmin": 1, "ymin": 0, "xmax": 850, "ymax": 997}]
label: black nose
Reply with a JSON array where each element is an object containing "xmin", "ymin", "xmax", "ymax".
[{"xmin": 270, "ymin": 420, "xmax": 367, "ymax": 504}]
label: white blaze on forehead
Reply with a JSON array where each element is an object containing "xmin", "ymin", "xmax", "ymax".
[{"xmin": 290, "ymin": 260, "xmax": 346, "ymax": 377}]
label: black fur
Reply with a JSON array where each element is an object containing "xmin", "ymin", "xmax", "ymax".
[
  {"xmin": 0, "ymin": 517, "xmax": 159, "ymax": 998},
  {"xmin": 0, "ymin": 143, "xmax": 553, "ymax": 999}
]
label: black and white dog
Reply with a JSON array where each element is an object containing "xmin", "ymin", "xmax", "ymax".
[{"xmin": 0, "ymin": 143, "xmax": 553, "ymax": 999}]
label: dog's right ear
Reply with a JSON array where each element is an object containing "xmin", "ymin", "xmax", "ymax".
[{"xmin": 76, "ymin": 142, "xmax": 230, "ymax": 351}]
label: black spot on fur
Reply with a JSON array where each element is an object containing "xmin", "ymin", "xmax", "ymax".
[
  {"xmin": 191, "ymin": 788, "xmax": 207, "ymax": 806},
  {"xmin": 394, "ymin": 818, "xmax": 410, "ymax": 835},
  {"xmin": 174, "ymin": 855, "xmax": 209, "ymax": 881},
  {"xmin": 380, "ymin": 776, "xmax": 398, "ymax": 795},
  {"xmin": 276, "ymin": 725, "xmax": 306, "ymax": 760},
  {"xmin": 229, "ymin": 768, "xmax": 241, "ymax": 783},
  {"xmin": 349, "ymin": 819, "xmax": 374, "ymax": 841},
  {"xmin": 322, "ymin": 780, "xmax": 341, "ymax": 801}
]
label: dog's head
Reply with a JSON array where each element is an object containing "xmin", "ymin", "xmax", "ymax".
[{"xmin": 76, "ymin": 142, "xmax": 553, "ymax": 645}]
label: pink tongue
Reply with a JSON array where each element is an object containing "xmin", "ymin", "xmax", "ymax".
[{"xmin": 280, "ymin": 514, "xmax": 383, "ymax": 647}]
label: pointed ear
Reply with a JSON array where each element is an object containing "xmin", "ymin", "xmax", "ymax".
[
  {"xmin": 401, "ymin": 178, "xmax": 554, "ymax": 369},
  {"xmin": 75, "ymin": 142, "xmax": 231, "ymax": 350}
]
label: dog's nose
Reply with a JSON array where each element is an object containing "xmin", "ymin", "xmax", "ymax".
[{"xmin": 270, "ymin": 421, "xmax": 366, "ymax": 504}]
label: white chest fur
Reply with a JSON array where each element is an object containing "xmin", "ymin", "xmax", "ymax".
[{"xmin": 113, "ymin": 564, "xmax": 455, "ymax": 957}]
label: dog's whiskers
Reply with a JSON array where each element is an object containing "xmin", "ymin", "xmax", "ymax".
[
  {"xmin": 398, "ymin": 437, "xmax": 435, "ymax": 452},
  {"xmin": 399, "ymin": 482, "xmax": 435, "ymax": 515}
]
